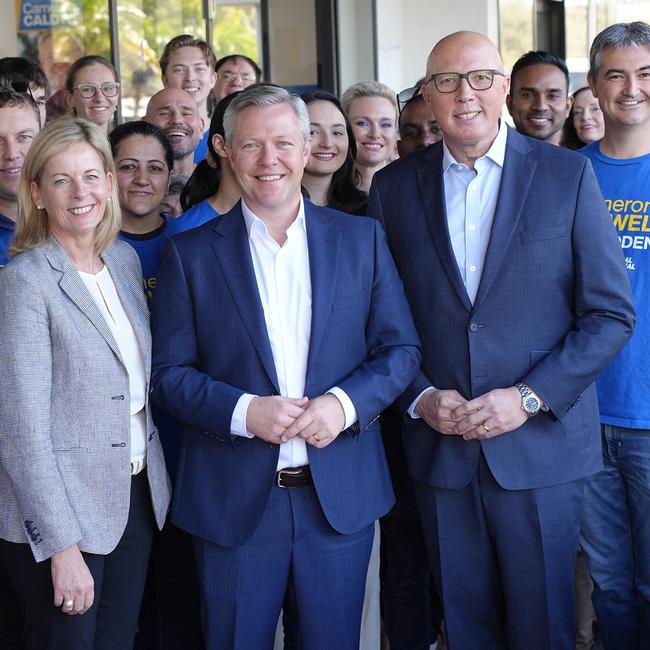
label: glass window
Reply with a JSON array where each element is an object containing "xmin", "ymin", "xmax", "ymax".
[
  {"xmin": 211, "ymin": 3, "xmax": 262, "ymax": 64},
  {"xmin": 499, "ymin": 0, "xmax": 535, "ymax": 71}
]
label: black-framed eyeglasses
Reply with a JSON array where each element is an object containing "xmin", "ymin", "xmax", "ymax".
[
  {"xmin": 397, "ymin": 84, "xmax": 422, "ymax": 116},
  {"xmin": 426, "ymin": 69, "xmax": 506, "ymax": 93},
  {"xmin": 71, "ymin": 82, "xmax": 121, "ymax": 99}
]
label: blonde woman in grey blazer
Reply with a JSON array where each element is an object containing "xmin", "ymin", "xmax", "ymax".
[{"xmin": 0, "ymin": 118, "xmax": 171, "ymax": 650}]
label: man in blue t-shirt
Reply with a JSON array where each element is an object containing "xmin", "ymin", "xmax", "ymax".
[
  {"xmin": 579, "ymin": 21, "xmax": 650, "ymax": 650},
  {"xmin": 0, "ymin": 90, "xmax": 40, "ymax": 267}
]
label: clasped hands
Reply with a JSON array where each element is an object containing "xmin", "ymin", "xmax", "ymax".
[
  {"xmin": 415, "ymin": 386, "xmax": 529, "ymax": 441},
  {"xmin": 246, "ymin": 394, "xmax": 346, "ymax": 448}
]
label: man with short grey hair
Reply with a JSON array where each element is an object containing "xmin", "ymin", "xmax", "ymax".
[
  {"xmin": 150, "ymin": 84, "xmax": 421, "ymax": 648},
  {"xmin": 578, "ymin": 21, "xmax": 650, "ymax": 650}
]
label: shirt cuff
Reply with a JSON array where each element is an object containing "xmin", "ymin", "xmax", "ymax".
[
  {"xmin": 407, "ymin": 386, "xmax": 437, "ymax": 419},
  {"xmin": 326, "ymin": 387, "xmax": 357, "ymax": 430},
  {"xmin": 230, "ymin": 393, "xmax": 257, "ymax": 438}
]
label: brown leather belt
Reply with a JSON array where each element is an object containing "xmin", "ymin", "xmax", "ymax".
[{"xmin": 275, "ymin": 465, "xmax": 313, "ymax": 488}]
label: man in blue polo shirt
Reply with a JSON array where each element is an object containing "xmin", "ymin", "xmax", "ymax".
[
  {"xmin": 0, "ymin": 88, "xmax": 40, "ymax": 267},
  {"xmin": 579, "ymin": 21, "xmax": 650, "ymax": 650}
]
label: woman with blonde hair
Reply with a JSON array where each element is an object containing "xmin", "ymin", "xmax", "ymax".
[
  {"xmin": 0, "ymin": 117, "xmax": 170, "ymax": 650},
  {"xmin": 341, "ymin": 80, "xmax": 398, "ymax": 193}
]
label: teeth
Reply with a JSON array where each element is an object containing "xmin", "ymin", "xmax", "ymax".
[
  {"xmin": 258, "ymin": 175, "xmax": 282, "ymax": 181},
  {"xmin": 167, "ymin": 130, "xmax": 187, "ymax": 137},
  {"xmin": 69, "ymin": 205, "xmax": 93, "ymax": 215},
  {"xmin": 0, "ymin": 167, "xmax": 20, "ymax": 174},
  {"xmin": 313, "ymin": 153, "xmax": 335, "ymax": 159},
  {"xmin": 364, "ymin": 143, "xmax": 381, "ymax": 149},
  {"xmin": 456, "ymin": 111, "xmax": 480, "ymax": 120}
]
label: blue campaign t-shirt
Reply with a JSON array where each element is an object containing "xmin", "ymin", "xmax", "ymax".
[
  {"xmin": 0, "ymin": 212, "xmax": 15, "ymax": 268},
  {"xmin": 193, "ymin": 130, "xmax": 209, "ymax": 164},
  {"xmin": 118, "ymin": 214, "xmax": 185, "ymax": 301},
  {"xmin": 175, "ymin": 197, "xmax": 220, "ymax": 230},
  {"xmin": 581, "ymin": 141, "xmax": 650, "ymax": 428}
]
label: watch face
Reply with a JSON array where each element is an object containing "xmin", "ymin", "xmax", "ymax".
[{"xmin": 523, "ymin": 396, "xmax": 540, "ymax": 414}]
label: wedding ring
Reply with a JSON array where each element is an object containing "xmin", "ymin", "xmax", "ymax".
[
  {"xmin": 313, "ymin": 434, "xmax": 321, "ymax": 442},
  {"xmin": 482, "ymin": 422, "xmax": 490, "ymax": 433}
]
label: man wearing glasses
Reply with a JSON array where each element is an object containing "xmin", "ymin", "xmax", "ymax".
[{"xmin": 369, "ymin": 31, "xmax": 635, "ymax": 649}]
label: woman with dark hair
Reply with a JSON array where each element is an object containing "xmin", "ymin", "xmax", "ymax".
[
  {"xmin": 176, "ymin": 92, "xmax": 241, "ymax": 230},
  {"xmin": 109, "ymin": 120, "xmax": 179, "ymax": 301},
  {"xmin": 301, "ymin": 91, "xmax": 368, "ymax": 216},
  {"xmin": 65, "ymin": 55, "xmax": 120, "ymax": 134},
  {"xmin": 561, "ymin": 86, "xmax": 604, "ymax": 150}
]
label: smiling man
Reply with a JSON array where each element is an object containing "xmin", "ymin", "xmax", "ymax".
[
  {"xmin": 368, "ymin": 31, "xmax": 635, "ymax": 649},
  {"xmin": 144, "ymin": 88, "xmax": 204, "ymax": 180},
  {"xmin": 577, "ymin": 22, "xmax": 650, "ymax": 650},
  {"xmin": 0, "ymin": 88, "xmax": 40, "ymax": 266},
  {"xmin": 506, "ymin": 50, "xmax": 572, "ymax": 145},
  {"xmin": 150, "ymin": 84, "xmax": 420, "ymax": 649}
]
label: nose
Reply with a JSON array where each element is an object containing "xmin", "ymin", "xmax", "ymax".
[
  {"xmin": 455, "ymin": 76, "xmax": 474, "ymax": 101},
  {"xmin": 622, "ymin": 75, "xmax": 640, "ymax": 97},
  {"xmin": 133, "ymin": 167, "xmax": 149, "ymax": 186},
  {"xmin": 2, "ymin": 139, "xmax": 20, "ymax": 160},
  {"xmin": 71, "ymin": 177, "xmax": 89, "ymax": 198},
  {"xmin": 259, "ymin": 142, "xmax": 278, "ymax": 166},
  {"xmin": 531, "ymin": 93, "xmax": 548, "ymax": 111},
  {"xmin": 320, "ymin": 131, "xmax": 333, "ymax": 148}
]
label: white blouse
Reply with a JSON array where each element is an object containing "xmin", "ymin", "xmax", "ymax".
[{"xmin": 79, "ymin": 265, "xmax": 147, "ymax": 469}]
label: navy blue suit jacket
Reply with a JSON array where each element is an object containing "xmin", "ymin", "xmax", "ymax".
[
  {"xmin": 150, "ymin": 200, "xmax": 421, "ymax": 547},
  {"xmin": 368, "ymin": 127, "xmax": 635, "ymax": 491}
]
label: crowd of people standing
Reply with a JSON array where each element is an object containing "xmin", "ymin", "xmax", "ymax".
[{"xmin": 0, "ymin": 18, "xmax": 648, "ymax": 650}]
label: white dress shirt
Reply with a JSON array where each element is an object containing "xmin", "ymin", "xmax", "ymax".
[
  {"xmin": 230, "ymin": 197, "xmax": 357, "ymax": 470},
  {"xmin": 79, "ymin": 265, "xmax": 147, "ymax": 469},
  {"xmin": 408, "ymin": 120, "xmax": 507, "ymax": 417}
]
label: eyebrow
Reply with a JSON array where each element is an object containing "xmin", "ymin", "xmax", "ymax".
[
  {"xmin": 118, "ymin": 156, "xmax": 166, "ymax": 164},
  {"xmin": 604, "ymin": 65, "xmax": 650, "ymax": 75},
  {"xmin": 518, "ymin": 85, "xmax": 564, "ymax": 93},
  {"xmin": 309, "ymin": 121, "xmax": 346, "ymax": 129}
]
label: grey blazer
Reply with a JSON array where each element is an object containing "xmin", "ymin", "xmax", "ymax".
[{"xmin": 0, "ymin": 237, "xmax": 171, "ymax": 562}]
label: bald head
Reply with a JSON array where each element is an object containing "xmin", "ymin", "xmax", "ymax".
[
  {"xmin": 145, "ymin": 87, "xmax": 204, "ymax": 160},
  {"xmin": 425, "ymin": 32, "xmax": 504, "ymax": 80},
  {"xmin": 421, "ymin": 31, "xmax": 509, "ymax": 168}
]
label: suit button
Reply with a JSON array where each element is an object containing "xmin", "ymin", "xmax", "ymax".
[{"xmin": 469, "ymin": 321, "xmax": 479, "ymax": 332}]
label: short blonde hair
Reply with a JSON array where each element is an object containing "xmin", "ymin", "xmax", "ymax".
[
  {"xmin": 11, "ymin": 117, "xmax": 121, "ymax": 256},
  {"xmin": 341, "ymin": 80, "xmax": 398, "ymax": 121}
]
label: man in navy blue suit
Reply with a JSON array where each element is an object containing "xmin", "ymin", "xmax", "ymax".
[
  {"xmin": 150, "ymin": 84, "xmax": 421, "ymax": 649},
  {"xmin": 368, "ymin": 31, "xmax": 635, "ymax": 649}
]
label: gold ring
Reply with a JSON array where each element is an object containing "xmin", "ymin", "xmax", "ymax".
[
  {"xmin": 482, "ymin": 422, "xmax": 490, "ymax": 433},
  {"xmin": 313, "ymin": 434, "xmax": 321, "ymax": 442}
]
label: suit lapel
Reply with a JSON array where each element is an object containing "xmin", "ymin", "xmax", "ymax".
[
  {"xmin": 417, "ymin": 146, "xmax": 472, "ymax": 312},
  {"xmin": 473, "ymin": 129, "xmax": 536, "ymax": 308},
  {"xmin": 305, "ymin": 203, "xmax": 340, "ymax": 380},
  {"xmin": 211, "ymin": 204, "xmax": 280, "ymax": 393},
  {"xmin": 43, "ymin": 238, "xmax": 124, "ymax": 365}
]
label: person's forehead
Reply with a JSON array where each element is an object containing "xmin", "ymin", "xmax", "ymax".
[
  {"xmin": 169, "ymin": 47, "xmax": 209, "ymax": 66},
  {"xmin": 400, "ymin": 98, "xmax": 434, "ymax": 126},
  {"xmin": 221, "ymin": 58, "xmax": 255, "ymax": 74},
  {"xmin": 0, "ymin": 103, "xmax": 40, "ymax": 131},
  {"xmin": 234, "ymin": 102, "xmax": 300, "ymax": 134},
  {"xmin": 514, "ymin": 64, "xmax": 567, "ymax": 91},
  {"xmin": 152, "ymin": 91, "xmax": 197, "ymax": 112},
  {"xmin": 428, "ymin": 35, "xmax": 501, "ymax": 74},
  {"xmin": 598, "ymin": 44, "xmax": 650, "ymax": 70}
]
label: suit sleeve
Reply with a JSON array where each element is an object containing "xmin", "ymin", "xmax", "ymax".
[
  {"xmin": 0, "ymin": 268, "xmax": 83, "ymax": 562},
  {"xmin": 368, "ymin": 177, "xmax": 436, "ymax": 415},
  {"xmin": 522, "ymin": 158, "xmax": 636, "ymax": 419},
  {"xmin": 150, "ymin": 237, "xmax": 246, "ymax": 434},
  {"xmin": 333, "ymin": 219, "xmax": 422, "ymax": 429}
]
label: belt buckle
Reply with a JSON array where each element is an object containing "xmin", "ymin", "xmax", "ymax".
[{"xmin": 276, "ymin": 467, "xmax": 302, "ymax": 488}]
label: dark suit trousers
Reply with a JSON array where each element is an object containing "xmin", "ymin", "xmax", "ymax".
[
  {"xmin": 415, "ymin": 452, "xmax": 584, "ymax": 650},
  {"xmin": 192, "ymin": 483, "xmax": 373, "ymax": 650},
  {"xmin": 0, "ymin": 472, "xmax": 155, "ymax": 650}
]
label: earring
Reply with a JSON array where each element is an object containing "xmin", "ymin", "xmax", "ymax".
[{"xmin": 36, "ymin": 205, "xmax": 43, "ymax": 210}]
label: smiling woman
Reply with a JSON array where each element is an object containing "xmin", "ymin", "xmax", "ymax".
[
  {"xmin": 0, "ymin": 117, "xmax": 171, "ymax": 649},
  {"xmin": 65, "ymin": 55, "xmax": 120, "ymax": 134}
]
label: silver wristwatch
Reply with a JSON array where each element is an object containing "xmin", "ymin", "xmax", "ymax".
[{"xmin": 515, "ymin": 382, "xmax": 543, "ymax": 417}]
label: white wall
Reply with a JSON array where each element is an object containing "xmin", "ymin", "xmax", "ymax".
[
  {"xmin": 0, "ymin": 2, "xmax": 18, "ymax": 57},
  {"xmin": 337, "ymin": 0, "xmax": 376, "ymax": 93}
]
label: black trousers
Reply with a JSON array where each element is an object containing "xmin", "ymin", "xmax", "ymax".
[
  {"xmin": 379, "ymin": 516, "xmax": 443, "ymax": 650},
  {"xmin": 0, "ymin": 472, "xmax": 155, "ymax": 650}
]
